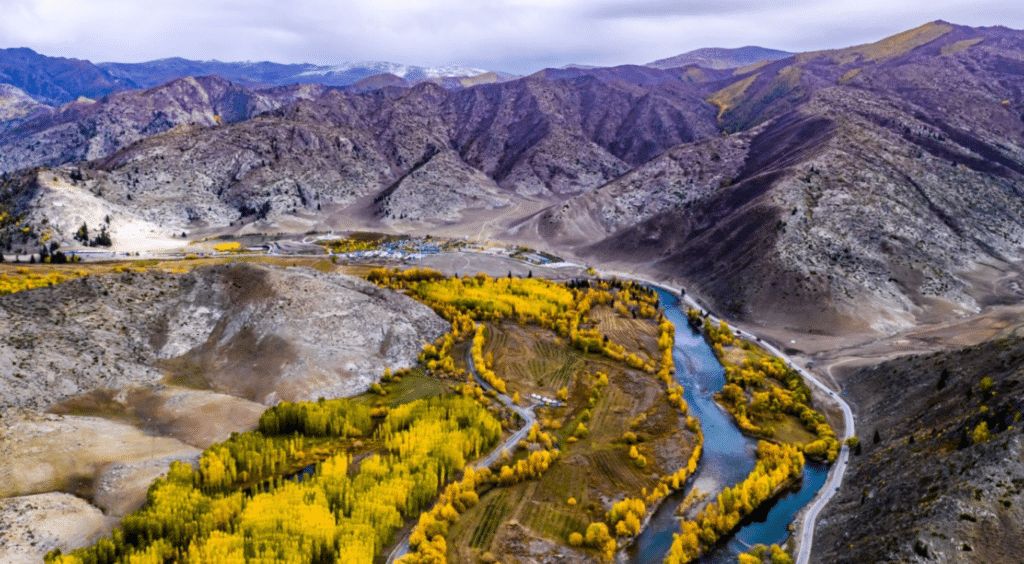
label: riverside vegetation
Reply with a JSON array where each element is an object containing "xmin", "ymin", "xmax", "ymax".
[
  {"xmin": 690, "ymin": 309, "xmax": 840, "ymax": 462},
  {"xmin": 654, "ymin": 311, "xmax": 839, "ymax": 564},
  {"xmin": 41, "ymin": 267, "xmax": 702, "ymax": 564},
  {"xmin": 2, "ymin": 259, "xmax": 842, "ymax": 564}
]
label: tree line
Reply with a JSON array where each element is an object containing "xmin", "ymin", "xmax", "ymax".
[
  {"xmin": 47, "ymin": 395, "xmax": 501, "ymax": 564},
  {"xmin": 665, "ymin": 441, "xmax": 805, "ymax": 564},
  {"xmin": 693, "ymin": 311, "xmax": 839, "ymax": 462}
]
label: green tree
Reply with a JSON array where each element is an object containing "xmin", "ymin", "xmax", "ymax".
[{"xmin": 75, "ymin": 222, "xmax": 88, "ymax": 244}]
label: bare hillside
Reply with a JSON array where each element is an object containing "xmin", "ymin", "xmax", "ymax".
[
  {"xmin": 0, "ymin": 262, "xmax": 448, "ymax": 410},
  {"xmin": 815, "ymin": 336, "xmax": 1024, "ymax": 563}
]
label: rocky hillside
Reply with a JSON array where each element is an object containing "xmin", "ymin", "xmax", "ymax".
[
  {"xmin": 0, "ymin": 262, "xmax": 448, "ymax": 409},
  {"xmin": 646, "ymin": 46, "xmax": 793, "ymax": 70},
  {"xmin": 814, "ymin": 335, "xmax": 1024, "ymax": 564},
  {"xmin": 533, "ymin": 21, "xmax": 1024, "ymax": 335},
  {"xmin": 0, "ymin": 48, "xmax": 134, "ymax": 105},
  {"xmin": 0, "ymin": 73, "xmax": 721, "ymax": 246}
]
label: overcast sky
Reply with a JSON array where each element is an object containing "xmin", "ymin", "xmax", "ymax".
[{"xmin": 0, "ymin": 0, "xmax": 1021, "ymax": 74}]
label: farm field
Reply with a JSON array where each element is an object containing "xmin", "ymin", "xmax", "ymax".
[{"xmin": 451, "ymin": 317, "xmax": 699, "ymax": 563}]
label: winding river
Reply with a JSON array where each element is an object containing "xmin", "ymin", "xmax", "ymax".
[{"xmin": 627, "ymin": 289, "xmax": 828, "ymax": 563}]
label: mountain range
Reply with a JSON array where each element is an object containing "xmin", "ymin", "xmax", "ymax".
[
  {"xmin": 2, "ymin": 20, "xmax": 1024, "ymax": 338},
  {"xmin": 0, "ymin": 47, "xmax": 499, "ymax": 106},
  {"xmin": 96, "ymin": 58, "xmax": 498, "ymax": 90},
  {"xmin": 0, "ymin": 45, "xmax": 791, "ymax": 107}
]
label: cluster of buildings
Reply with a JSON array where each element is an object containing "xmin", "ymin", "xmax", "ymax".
[{"xmin": 528, "ymin": 393, "xmax": 563, "ymax": 407}]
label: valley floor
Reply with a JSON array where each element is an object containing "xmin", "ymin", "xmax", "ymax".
[{"xmin": 5, "ymin": 225, "xmax": 1024, "ymax": 563}]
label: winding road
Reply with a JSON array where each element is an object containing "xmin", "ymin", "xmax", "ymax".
[
  {"xmin": 464, "ymin": 344, "xmax": 539, "ymax": 468},
  {"xmin": 591, "ymin": 267, "xmax": 854, "ymax": 564},
  {"xmin": 385, "ymin": 336, "xmax": 537, "ymax": 564},
  {"xmin": 677, "ymin": 293, "xmax": 855, "ymax": 564}
]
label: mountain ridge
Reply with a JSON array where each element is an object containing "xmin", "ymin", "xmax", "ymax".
[
  {"xmin": 646, "ymin": 45, "xmax": 794, "ymax": 70},
  {"xmin": 97, "ymin": 57, "xmax": 498, "ymax": 90},
  {"xmin": 0, "ymin": 47, "xmax": 135, "ymax": 105}
]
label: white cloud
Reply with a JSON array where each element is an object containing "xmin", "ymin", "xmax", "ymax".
[{"xmin": 0, "ymin": 0, "xmax": 1020, "ymax": 73}]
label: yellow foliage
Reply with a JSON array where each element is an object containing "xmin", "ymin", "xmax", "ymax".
[
  {"xmin": 607, "ymin": 497, "xmax": 645, "ymax": 537},
  {"xmin": 941, "ymin": 37, "xmax": 984, "ymax": 56},
  {"xmin": 213, "ymin": 242, "xmax": 241, "ymax": 252},
  {"xmin": 55, "ymin": 395, "xmax": 500, "ymax": 564},
  {"xmin": 707, "ymin": 73, "xmax": 759, "ymax": 120},
  {"xmin": 665, "ymin": 442, "xmax": 803, "ymax": 563},
  {"xmin": 799, "ymin": 21, "xmax": 952, "ymax": 64},
  {"xmin": 972, "ymin": 421, "xmax": 991, "ymax": 444},
  {"xmin": 0, "ymin": 269, "xmax": 74, "ymax": 296}
]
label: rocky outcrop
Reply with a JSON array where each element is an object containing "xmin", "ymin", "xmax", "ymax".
[
  {"xmin": 0, "ymin": 492, "xmax": 107, "ymax": 564},
  {"xmin": 374, "ymin": 149, "xmax": 511, "ymax": 222},
  {"xmin": 0, "ymin": 262, "xmax": 449, "ymax": 410}
]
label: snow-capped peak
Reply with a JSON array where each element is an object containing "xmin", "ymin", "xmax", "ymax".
[{"xmin": 298, "ymin": 61, "xmax": 488, "ymax": 79}]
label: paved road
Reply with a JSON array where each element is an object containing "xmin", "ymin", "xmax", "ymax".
[
  {"xmin": 464, "ymin": 344, "xmax": 539, "ymax": 468},
  {"xmin": 702, "ymin": 315, "xmax": 854, "ymax": 564},
  {"xmin": 678, "ymin": 293, "xmax": 855, "ymax": 564},
  {"xmin": 593, "ymin": 269, "xmax": 854, "ymax": 564},
  {"xmin": 386, "ymin": 334, "xmax": 537, "ymax": 564}
]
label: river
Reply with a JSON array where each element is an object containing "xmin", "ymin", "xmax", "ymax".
[{"xmin": 627, "ymin": 289, "xmax": 828, "ymax": 563}]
